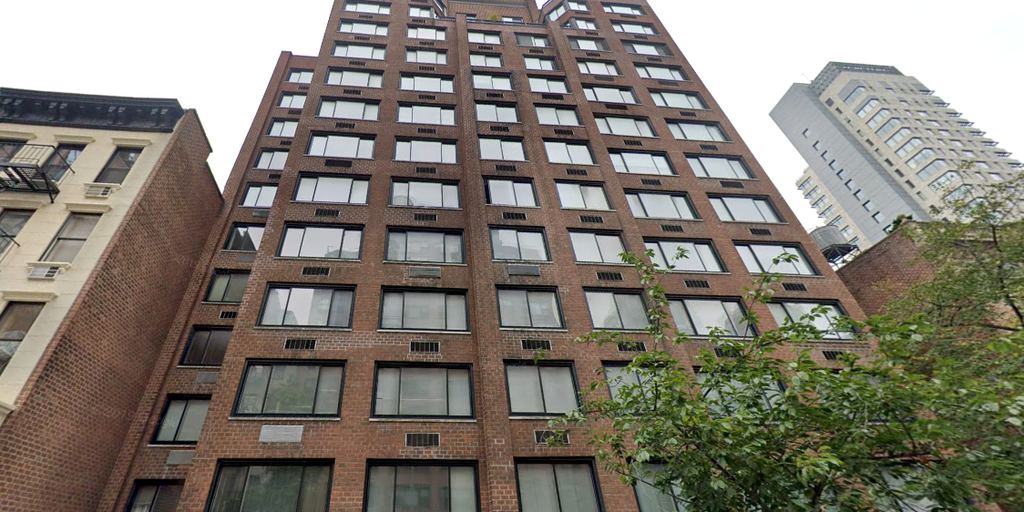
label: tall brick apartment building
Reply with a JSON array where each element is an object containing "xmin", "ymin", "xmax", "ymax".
[{"xmin": 93, "ymin": 0, "xmax": 865, "ymax": 511}]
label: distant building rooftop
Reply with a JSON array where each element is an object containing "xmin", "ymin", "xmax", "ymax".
[
  {"xmin": 810, "ymin": 62, "xmax": 904, "ymax": 94},
  {"xmin": 0, "ymin": 88, "xmax": 183, "ymax": 132}
]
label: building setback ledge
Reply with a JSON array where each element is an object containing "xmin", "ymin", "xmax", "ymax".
[
  {"xmin": 0, "ymin": 400, "xmax": 14, "ymax": 426},
  {"xmin": 1, "ymin": 290, "xmax": 58, "ymax": 302}
]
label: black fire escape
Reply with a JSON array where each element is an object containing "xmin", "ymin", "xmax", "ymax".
[{"xmin": 0, "ymin": 144, "xmax": 73, "ymax": 202}]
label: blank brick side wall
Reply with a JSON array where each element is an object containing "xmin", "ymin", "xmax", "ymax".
[{"xmin": 837, "ymin": 230, "xmax": 932, "ymax": 316}]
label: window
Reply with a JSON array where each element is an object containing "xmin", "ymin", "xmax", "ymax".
[
  {"xmin": 95, "ymin": 147, "xmax": 141, "ymax": 184},
  {"xmin": 524, "ymin": 57, "xmax": 558, "ymax": 71},
  {"xmin": 391, "ymin": 180, "xmax": 460, "ymax": 208},
  {"xmin": 181, "ymin": 328, "xmax": 231, "ymax": 366},
  {"xmin": 844, "ymin": 86, "xmax": 866, "ymax": 104},
  {"xmin": 485, "ymin": 179, "xmax": 537, "ymax": 207},
  {"xmin": 529, "ymin": 77, "xmax": 570, "ymax": 94},
  {"xmin": 586, "ymin": 291, "xmax": 647, "ymax": 330},
  {"xmin": 373, "ymin": 365, "xmax": 472, "ymax": 418},
  {"xmin": 255, "ymin": 150, "xmax": 288, "ymax": 170},
  {"xmin": 506, "ymin": 363, "xmax": 577, "ymax": 414},
  {"xmin": 736, "ymin": 244, "xmax": 816, "ymax": 275},
  {"xmin": 128, "ymin": 482, "xmax": 183, "ymax": 512},
  {"xmin": 408, "ymin": 26, "xmax": 445, "ymax": 40},
  {"xmin": 287, "ymin": 70, "xmax": 313, "ymax": 83},
  {"xmin": 326, "ymin": 70, "xmax": 383, "ymax": 88},
  {"xmin": 408, "ymin": 5, "xmax": 436, "ymax": 17},
  {"xmin": 866, "ymin": 109, "xmax": 891, "ymax": 129},
  {"xmin": 768, "ymin": 301, "xmax": 853, "ymax": 339},
  {"xmin": 208, "ymin": 462, "xmax": 331, "ymax": 512},
  {"xmin": 479, "ymin": 139, "xmax": 527, "ymax": 161},
  {"xmin": 652, "ymin": 91, "xmax": 705, "ymax": 109},
  {"xmin": 595, "ymin": 116, "xmax": 655, "ymax": 137},
  {"xmin": 206, "ymin": 272, "xmax": 249, "ymax": 303},
  {"xmin": 472, "ymin": 74, "xmax": 512, "ymax": 91},
  {"xmin": 406, "ymin": 49, "xmax": 448, "ymax": 65},
  {"xmin": 0, "ymin": 140, "xmax": 24, "ymax": 160},
  {"xmin": 476, "ymin": 103, "xmax": 519, "ymax": 123},
  {"xmin": 516, "ymin": 34, "xmax": 551, "ymax": 47},
  {"xmin": 886, "ymin": 128, "xmax": 912, "ymax": 147},
  {"xmin": 260, "ymin": 286, "xmax": 354, "ymax": 328},
  {"xmin": 668, "ymin": 121, "xmax": 728, "ymax": 141},
  {"xmin": 635, "ymin": 65, "xmax": 686, "ymax": 81},
  {"xmin": 0, "ymin": 302, "xmax": 44, "ymax": 374},
  {"xmin": 154, "ymin": 396, "xmax": 209, "ymax": 444},
  {"xmin": 468, "ymin": 31, "xmax": 501, "ymax": 44},
  {"xmin": 687, "ymin": 155, "xmax": 751, "ymax": 179},
  {"xmin": 709, "ymin": 196, "xmax": 781, "ymax": 223},
  {"xmin": 545, "ymin": 141, "xmax": 594, "ymax": 165},
  {"xmin": 895, "ymin": 138, "xmax": 923, "ymax": 158},
  {"xmin": 318, "ymin": 99, "xmax": 379, "ymax": 122},
  {"xmin": 345, "ymin": 1, "xmax": 390, "ymax": 14},
  {"xmin": 381, "ymin": 290, "xmax": 468, "ymax": 331},
  {"xmin": 400, "ymin": 75, "xmax": 455, "ymax": 93},
  {"xmin": 470, "ymin": 53, "xmax": 502, "ymax": 67},
  {"xmin": 398, "ymin": 105, "xmax": 456, "ymax": 126},
  {"xmin": 280, "ymin": 225, "xmax": 362, "ymax": 260},
  {"xmin": 516, "ymin": 461, "xmax": 600, "ymax": 512},
  {"xmin": 225, "ymin": 224, "xmax": 264, "ymax": 252},
  {"xmin": 295, "ymin": 175, "xmax": 368, "ymax": 204},
  {"xmin": 610, "ymin": 151, "xmax": 674, "ymax": 175},
  {"xmin": 365, "ymin": 463, "xmax": 478, "ymax": 512},
  {"xmin": 0, "ymin": 209, "xmax": 32, "ymax": 254},
  {"xmin": 568, "ymin": 38, "xmax": 609, "ymax": 51},
  {"xmin": 577, "ymin": 60, "xmax": 619, "ymax": 76},
  {"xmin": 646, "ymin": 240, "xmax": 723, "ymax": 272},
  {"xmin": 875, "ymin": 118, "xmax": 901, "ymax": 137},
  {"xmin": 604, "ymin": 3, "xmax": 644, "ymax": 14},
  {"xmin": 491, "ymin": 228, "xmax": 549, "ymax": 261},
  {"xmin": 917, "ymin": 160, "xmax": 948, "ymax": 180},
  {"xmin": 612, "ymin": 21, "xmax": 655, "ymax": 34},
  {"xmin": 41, "ymin": 144, "xmax": 84, "ymax": 181},
  {"xmin": 339, "ymin": 21, "xmax": 388, "ymax": 36},
  {"xmin": 857, "ymin": 98, "xmax": 881, "ymax": 118},
  {"xmin": 583, "ymin": 86, "xmax": 637, "ymax": 104},
  {"xmin": 395, "ymin": 139, "xmax": 457, "ymax": 164},
  {"xmin": 268, "ymin": 120, "xmax": 298, "ymax": 137},
  {"xmin": 41, "ymin": 213, "xmax": 100, "ymax": 263},
  {"xmin": 623, "ymin": 42, "xmax": 670, "ymax": 56},
  {"xmin": 386, "ymin": 229, "xmax": 464, "ymax": 264},
  {"xmin": 670, "ymin": 298, "xmax": 748, "ymax": 336},
  {"xmin": 604, "ymin": 363, "xmax": 647, "ymax": 403},
  {"xmin": 626, "ymin": 192, "xmax": 696, "ymax": 220},
  {"xmin": 497, "ymin": 289, "xmax": 563, "ymax": 328},
  {"xmin": 241, "ymin": 184, "xmax": 277, "ymax": 207},
  {"xmin": 307, "ymin": 135, "xmax": 375, "ymax": 159},
  {"xmin": 872, "ymin": 211, "xmax": 886, "ymax": 223},
  {"xmin": 279, "ymin": 94, "xmax": 306, "ymax": 108},
  {"xmin": 503, "ymin": 16, "xmax": 524, "ymax": 22},
  {"xmin": 906, "ymin": 149, "xmax": 936, "ymax": 169},
  {"xmin": 333, "ymin": 43, "xmax": 386, "ymax": 60},
  {"xmin": 548, "ymin": 1, "xmax": 588, "ymax": 20},
  {"xmin": 569, "ymin": 232, "xmax": 625, "ymax": 263},
  {"xmin": 564, "ymin": 18, "xmax": 597, "ymax": 30},
  {"xmin": 556, "ymin": 182, "xmax": 610, "ymax": 210}
]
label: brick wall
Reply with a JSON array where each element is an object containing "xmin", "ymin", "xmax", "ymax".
[{"xmin": 837, "ymin": 229, "xmax": 931, "ymax": 316}]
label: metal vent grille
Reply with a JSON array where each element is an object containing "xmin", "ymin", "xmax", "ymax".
[
  {"xmin": 324, "ymin": 159, "xmax": 352, "ymax": 168},
  {"xmin": 418, "ymin": 66, "xmax": 435, "ymax": 72},
  {"xmin": 284, "ymin": 338, "xmax": 317, "ymax": 350},
  {"xmin": 415, "ymin": 167, "xmax": 437, "ymax": 174},
  {"xmin": 496, "ymin": 164, "xmax": 517, "ymax": 172},
  {"xmin": 521, "ymin": 339, "xmax": 552, "ymax": 351},
  {"xmin": 418, "ymin": 94, "xmax": 436, "ymax": 101},
  {"xmin": 657, "ymin": 80, "xmax": 679, "ymax": 87},
  {"xmin": 278, "ymin": 140, "xmax": 292, "ymax": 146},
  {"xmin": 541, "ymin": 94, "xmax": 564, "ymax": 100},
  {"xmin": 633, "ymin": 35, "xmax": 649, "ymax": 40},
  {"xmin": 646, "ymin": 56, "xmax": 663, "ymax": 62},
  {"xmin": 335, "ymin": 122, "xmax": 356, "ymax": 129},
  {"xmin": 535, "ymin": 430, "xmax": 569, "ymax": 445},
  {"xmin": 288, "ymin": 109, "xmax": 303, "ymax": 116},
  {"xmin": 597, "ymin": 272, "xmax": 623, "ymax": 281},
  {"xmin": 354, "ymin": 35, "xmax": 370, "ymax": 41},
  {"xmin": 477, "ymin": 45, "xmax": 493, "ymax": 50},
  {"xmin": 685, "ymin": 279, "xmax": 711, "ymax": 289},
  {"xmin": 418, "ymin": 41, "xmax": 436, "ymax": 47},
  {"xmin": 417, "ymin": 128, "xmax": 437, "ymax": 134},
  {"xmin": 714, "ymin": 347, "xmax": 738, "ymax": 358},
  {"xmin": 566, "ymin": 168, "xmax": 588, "ymax": 176},
  {"xmin": 594, "ymin": 75, "xmax": 613, "ymax": 82},
  {"xmin": 823, "ymin": 350, "xmax": 844, "ymax": 361},
  {"xmin": 503, "ymin": 212, "xmax": 527, "ymax": 220},
  {"xmin": 749, "ymin": 228, "xmax": 772, "ymax": 236},
  {"xmin": 699, "ymin": 144, "xmax": 719, "ymax": 151},
  {"xmin": 580, "ymin": 215, "xmax": 603, "ymax": 223},
  {"xmin": 406, "ymin": 433, "xmax": 440, "ymax": 447},
  {"xmin": 660, "ymin": 225, "xmax": 684, "ymax": 233},
  {"xmin": 584, "ymin": 31, "xmax": 599, "ymax": 36},
  {"xmin": 220, "ymin": 311, "xmax": 238, "ymax": 319},
  {"xmin": 677, "ymin": 111, "xmax": 697, "ymax": 118},
  {"xmin": 358, "ymin": 14, "xmax": 373, "ymax": 19},
  {"xmin": 490, "ymin": 125, "xmax": 510, "ymax": 132},
  {"xmin": 414, "ymin": 213, "xmax": 438, "ymax": 221},
  {"xmin": 267, "ymin": 173, "xmax": 282, "ymax": 180},
  {"xmin": 783, "ymin": 283, "xmax": 808, "ymax": 292},
  {"xmin": 623, "ymin": 140, "xmax": 643, "ymax": 146},
  {"xmin": 553, "ymin": 129, "xmax": 574, "ymax": 136},
  {"xmin": 315, "ymin": 208, "xmax": 341, "ymax": 217},
  {"xmin": 606, "ymin": 104, "xmax": 627, "ymax": 110},
  {"xmin": 586, "ymin": 52, "xmax": 601, "ymax": 57},
  {"xmin": 342, "ymin": 89, "xmax": 362, "ymax": 95},
  {"xmin": 411, "ymin": 341, "xmax": 440, "ymax": 353},
  {"xmin": 640, "ymin": 178, "xmax": 661, "ymax": 186},
  {"xmin": 302, "ymin": 267, "xmax": 330, "ymax": 276},
  {"xmin": 350, "ymin": 60, "xmax": 366, "ymax": 66},
  {"xmin": 528, "ymin": 49, "xmax": 544, "ymax": 54},
  {"xmin": 617, "ymin": 342, "xmax": 647, "ymax": 352},
  {"xmin": 486, "ymin": 92, "xmax": 504, "ymax": 98},
  {"xmin": 720, "ymin": 180, "xmax": 744, "ymax": 188}
]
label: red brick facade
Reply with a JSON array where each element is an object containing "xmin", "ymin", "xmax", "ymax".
[{"xmin": 836, "ymin": 230, "xmax": 931, "ymax": 316}]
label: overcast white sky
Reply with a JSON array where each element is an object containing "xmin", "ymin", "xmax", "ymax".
[{"xmin": 5, "ymin": 0, "xmax": 1021, "ymax": 228}]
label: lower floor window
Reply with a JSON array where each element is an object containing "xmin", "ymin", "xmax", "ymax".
[
  {"xmin": 208, "ymin": 462, "xmax": 331, "ymax": 512},
  {"xmin": 365, "ymin": 463, "xmax": 478, "ymax": 512},
  {"xmin": 129, "ymin": 481, "xmax": 182, "ymax": 512},
  {"xmin": 516, "ymin": 461, "xmax": 601, "ymax": 512}
]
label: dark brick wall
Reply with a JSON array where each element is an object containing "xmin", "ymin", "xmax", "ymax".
[{"xmin": 837, "ymin": 230, "xmax": 931, "ymax": 316}]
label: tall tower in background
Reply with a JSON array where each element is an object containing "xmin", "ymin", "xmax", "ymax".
[{"xmin": 771, "ymin": 62, "xmax": 1021, "ymax": 250}]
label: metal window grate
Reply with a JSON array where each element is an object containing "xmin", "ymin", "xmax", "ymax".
[
  {"xmin": 714, "ymin": 346, "xmax": 738, "ymax": 358},
  {"xmin": 415, "ymin": 167, "xmax": 437, "ymax": 174},
  {"xmin": 418, "ymin": 41, "xmax": 435, "ymax": 47},
  {"xmin": 521, "ymin": 339, "xmax": 552, "ymax": 351},
  {"xmin": 411, "ymin": 341, "xmax": 440, "ymax": 353},
  {"xmin": 414, "ymin": 213, "xmax": 438, "ymax": 221},
  {"xmin": 586, "ymin": 52, "xmax": 601, "ymax": 57},
  {"xmin": 496, "ymin": 164, "xmax": 517, "ymax": 172},
  {"xmin": 503, "ymin": 212, "xmax": 527, "ymax": 220},
  {"xmin": 580, "ymin": 215, "xmax": 603, "ymax": 223},
  {"xmin": 418, "ymin": 94, "xmax": 436, "ymax": 101},
  {"xmin": 354, "ymin": 35, "xmax": 370, "ymax": 41},
  {"xmin": 324, "ymin": 159, "xmax": 353, "ymax": 168},
  {"xmin": 750, "ymin": 228, "xmax": 772, "ymax": 236},
  {"xmin": 490, "ymin": 126, "xmax": 510, "ymax": 132},
  {"xmin": 302, "ymin": 267, "xmax": 330, "ymax": 276},
  {"xmin": 597, "ymin": 271, "xmax": 623, "ymax": 281},
  {"xmin": 822, "ymin": 350, "xmax": 844, "ymax": 361},
  {"xmin": 623, "ymin": 140, "xmax": 643, "ymax": 147},
  {"xmin": 617, "ymin": 342, "xmax": 647, "ymax": 352},
  {"xmin": 646, "ymin": 57, "xmax": 663, "ymax": 62},
  {"xmin": 594, "ymin": 76, "xmax": 613, "ymax": 82},
  {"xmin": 477, "ymin": 45, "xmax": 494, "ymax": 50},
  {"xmin": 535, "ymin": 430, "xmax": 569, "ymax": 445},
  {"xmin": 418, "ymin": 66, "xmax": 435, "ymax": 72},
  {"xmin": 220, "ymin": 311, "xmax": 238, "ymax": 319},
  {"xmin": 284, "ymin": 338, "xmax": 317, "ymax": 350},
  {"xmin": 783, "ymin": 283, "xmax": 808, "ymax": 292},
  {"xmin": 350, "ymin": 61, "xmax": 366, "ymax": 67},
  {"xmin": 699, "ymin": 144, "xmax": 719, "ymax": 151},
  {"xmin": 720, "ymin": 180, "xmax": 744, "ymax": 188},
  {"xmin": 661, "ymin": 224, "xmax": 684, "ymax": 233},
  {"xmin": 315, "ymin": 208, "xmax": 341, "ymax": 217},
  {"xmin": 342, "ymin": 89, "xmax": 362, "ymax": 95},
  {"xmin": 677, "ymin": 111, "xmax": 697, "ymax": 117},
  {"xmin": 553, "ymin": 129, "xmax": 574, "ymax": 136},
  {"xmin": 566, "ymin": 168, "xmax": 588, "ymax": 176},
  {"xmin": 406, "ymin": 433, "xmax": 440, "ymax": 447},
  {"xmin": 417, "ymin": 128, "xmax": 437, "ymax": 134},
  {"xmin": 335, "ymin": 122, "xmax": 356, "ymax": 129},
  {"xmin": 685, "ymin": 279, "xmax": 710, "ymax": 289},
  {"xmin": 640, "ymin": 178, "xmax": 661, "ymax": 186},
  {"xmin": 528, "ymin": 49, "xmax": 544, "ymax": 54},
  {"xmin": 486, "ymin": 93, "xmax": 504, "ymax": 98}
]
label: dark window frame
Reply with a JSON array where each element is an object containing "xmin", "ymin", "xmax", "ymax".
[
  {"xmin": 126, "ymin": 479, "xmax": 185, "ymax": 512},
  {"xmin": 488, "ymin": 225, "xmax": 551, "ymax": 262},
  {"xmin": 205, "ymin": 460, "xmax": 334, "ymax": 512},
  {"xmin": 151, "ymin": 394, "xmax": 211, "ymax": 445},
  {"xmin": 495, "ymin": 286, "xmax": 566, "ymax": 329},
  {"xmin": 384, "ymin": 227, "xmax": 465, "ymax": 264},
  {"xmin": 377, "ymin": 287, "xmax": 470, "ymax": 332},
  {"xmin": 643, "ymin": 238, "xmax": 727, "ymax": 273},
  {"xmin": 363, "ymin": 460, "xmax": 481, "ymax": 512},
  {"xmin": 582, "ymin": 288, "xmax": 649, "ymax": 331},
  {"xmin": 513, "ymin": 458, "xmax": 606, "ymax": 512},
  {"xmin": 668, "ymin": 295, "xmax": 757, "ymax": 338},
  {"xmin": 231, "ymin": 360, "xmax": 347, "ymax": 418},
  {"xmin": 223, "ymin": 224, "xmax": 265, "ymax": 252},
  {"xmin": 40, "ymin": 212, "xmax": 101, "ymax": 263},
  {"xmin": 180, "ymin": 326, "xmax": 232, "ymax": 367},
  {"xmin": 95, "ymin": 146, "xmax": 142, "ymax": 184},
  {"xmin": 276, "ymin": 223, "xmax": 365, "ymax": 261},
  {"xmin": 483, "ymin": 176, "xmax": 539, "ymax": 207},
  {"xmin": 256, "ymin": 283, "xmax": 356, "ymax": 329},
  {"xmin": 204, "ymin": 270, "xmax": 250, "ymax": 304},
  {"xmin": 370, "ymin": 362, "xmax": 475, "ymax": 419},
  {"xmin": 504, "ymin": 360, "xmax": 581, "ymax": 416}
]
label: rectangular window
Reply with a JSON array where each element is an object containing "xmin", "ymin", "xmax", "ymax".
[
  {"xmin": 652, "ymin": 92, "xmax": 706, "ymax": 109},
  {"xmin": 0, "ymin": 302, "xmax": 44, "ymax": 374},
  {"xmin": 595, "ymin": 116, "xmax": 655, "ymax": 137},
  {"xmin": 41, "ymin": 144, "xmax": 83, "ymax": 181},
  {"xmin": 568, "ymin": 38, "xmax": 609, "ymax": 51},
  {"xmin": 333, "ymin": 43, "xmax": 386, "ymax": 60},
  {"xmin": 506, "ymin": 363, "xmax": 577, "ymax": 414},
  {"xmin": 470, "ymin": 53, "xmax": 502, "ymax": 67},
  {"xmin": 0, "ymin": 209, "xmax": 32, "ymax": 254},
  {"xmin": 181, "ymin": 327, "xmax": 231, "ymax": 366},
  {"xmin": 241, "ymin": 184, "xmax": 277, "ymax": 207},
  {"xmin": 390, "ymin": 180, "xmax": 460, "ymax": 208},
  {"xmin": 516, "ymin": 34, "xmax": 551, "ymax": 47},
  {"xmin": 209, "ymin": 462, "xmax": 331, "ymax": 512},
  {"xmin": 365, "ymin": 463, "xmax": 477, "ymax": 512},
  {"xmin": 623, "ymin": 42, "xmax": 670, "ymax": 56},
  {"xmin": 516, "ymin": 461, "xmax": 600, "ymax": 512},
  {"xmin": 318, "ymin": 99, "xmax": 380, "ymax": 121},
  {"xmin": 569, "ymin": 231, "xmax": 625, "ymax": 264},
  {"xmin": 604, "ymin": 3, "xmax": 644, "ymax": 14},
  {"xmin": 339, "ymin": 21, "xmax": 388, "ymax": 36},
  {"xmin": 857, "ymin": 98, "xmax": 881, "ymax": 118},
  {"xmin": 259, "ymin": 286, "xmax": 354, "ymax": 328},
  {"xmin": 545, "ymin": 141, "xmax": 594, "ymax": 165},
  {"xmin": 95, "ymin": 147, "xmax": 141, "ymax": 184},
  {"xmin": 485, "ymin": 179, "xmax": 537, "ymax": 207},
  {"xmin": 687, "ymin": 155, "xmax": 751, "ymax": 179},
  {"xmin": 154, "ymin": 396, "xmax": 209, "ymax": 444},
  {"xmin": 906, "ymin": 149, "xmax": 936, "ymax": 169},
  {"xmin": 668, "ymin": 122, "xmax": 728, "ymax": 141},
  {"xmin": 373, "ymin": 365, "xmax": 472, "ymax": 418},
  {"xmin": 709, "ymin": 196, "xmax": 781, "ymax": 223},
  {"xmin": 468, "ymin": 31, "xmax": 501, "ymax": 44},
  {"xmin": 564, "ymin": 18, "xmax": 597, "ymax": 29},
  {"xmin": 128, "ymin": 482, "xmax": 183, "ymax": 512},
  {"xmin": 586, "ymin": 291, "xmax": 647, "ymax": 330},
  {"xmin": 843, "ymin": 86, "xmax": 865, "ymax": 105},
  {"xmin": 583, "ymin": 86, "xmax": 637, "ymax": 104},
  {"xmin": 398, "ymin": 105, "xmax": 456, "ymax": 126},
  {"xmin": 225, "ymin": 224, "xmax": 264, "ymax": 252},
  {"xmin": 529, "ymin": 77, "xmax": 570, "ymax": 94},
  {"xmin": 279, "ymin": 94, "xmax": 306, "ymax": 109},
  {"xmin": 406, "ymin": 49, "xmax": 448, "ymax": 65},
  {"xmin": 345, "ymin": 1, "xmax": 390, "ymax": 14},
  {"xmin": 548, "ymin": 1, "xmax": 589, "ymax": 20},
  {"xmin": 626, "ymin": 192, "xmax": 697, "ymax": 220},
  {"xmin": 768, "ymin": 301, "xmax": 853, "ymax": 339},
  {"xmin": 646, "ymin": 240, "xmax": 723, "ymax": 272},
  {"xmin": 400, "ymin": 75, "xmax": 455, "ymax": 93},
  {"xmin": 610, "ymin": 151, "xmax": 674, "ymax": 175},
  {"xmin": 206, "ymin": 272, "xmax": 249, "ymax": 303},
  {"xmin": 386, "ymin": 229, "xmax": 464, "ymax": 264},
  {"xmin": 268, "ymin": 120, "xmax": 298, "ymax": 137},
  {"xmin": 41, "ymin": 213, "xmax": 101, "ymax": 263},
  {"xmin": 479, "ymin": 139, "xmax": 527, "ymax": 161},
  {"xmin": 295, "ymin": 175, "xmax": 369, "ymax": 204},
  {"xmin": 287, "ymin": 70, "xmax": 313, "ymax": 83},
  {"xmin": 395, "ymin": 139, "xmax": 457, "ymax": 164},
  {"xmin": 476, "ymin": 103, "xmax": 519, "ymax": 123},
  {"xmin": 408, "ymin": 26, "xmax": 445, "ymax": 40},
  {"xmin": 917, "ymin": 160, "xmax": 948, "ymax": 180},
  {"xmin": 635, "ymin": 65, "xmax": 686, "ymax": 81},
  {"xmin": 866, "ymin": 109, "xmax": 891, "ymax": 129},
  {"xmin": 491, "ymin": 228, "xmax": 549, "ymax": 261},
  {"xmin": 604, "ymin": 363, "xmax": 646, "ymax": 403},
  {"xmin": 524, "ymin": 57, "xmax": 558, "ymax": 71},
  {"xmin": 670, "ymin": 298, "xmax": 748, "ymax": 336},
  {"xmin": 256, "ymin": 150, "xmax": 288, "ymax": 170},
  {"xmin": 497, "ymin": 289, "xmax": 563, "ymax": 329},
  {"xmin": 536, "ymin": 107, "xmax": 581, "ymax": 127},
  {"xmin": 736, "ymin": 244, "xmax": 816, "ymax": 275},
  {"xmin": 875, "ymin": 118, "xmax": 901, "ymax": 137},
  {"xmin": 408, "ymin": 5, "xmax": 436, "ymax": 17},
  {"xmin": 280, "ymin": 225, "xmax": 362, "ymax": 260},
  {"xmin": 472, "ymin": 74, "xmax": 513, "ymax": 91},
  {"xmin": 380, "ymin": 290, "xmax": 468, "ymax": 331},
  {"xmin": 307, "ymin": 135, "xmax": 375, "ymax": 159},
  {"xmin": 326, "ymin": 69, "xmax": 384, "ymax": 88},
  {"xmin": 612, "ymin": 21, "xmax": 656, "ymax": 34},
  {"xmin": 556, "ymin": 182, "xmax": 610, "ymax": 210}
]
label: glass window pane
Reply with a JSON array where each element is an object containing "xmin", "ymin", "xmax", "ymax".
[
  {"xmin": 539, "ymin": 366, "xmax": 576, "ymax": 413},
  {"xmin": 507, "ymin": 366, "xmax": 544, "ymax": 413},
  {"xmin": 447, "ymin": 369, "xmax": 472, "ymax": 417},
  {"xmin": 615, "ymin": 294, "xmax": 647, "ymax": 329},
  {"xmin": 527, "ymin": 291, "xmax": 561, "ymax": 327},
  {"xmin": 375, "ymin": 367, "xmax": 401, "ymax": 415},
  {"xmin": 156, "ymin": 401, "xmax": 186, "ymax": 441},
  {"xmin": 238, "ymin": 365, "xmax": 271, "ymax": 414},
  {"xmin": 176, "ymin": 400, "xmax": 209, "ymax": 442},
  {"xmin": 554, "ymin": 464, "xmax": 600, "ymax": 512},
  {"xmin": 403, "ymin": 292, "xmax": 447, "ymax": 329},
  {"xmin": 263, "ymin": 365, "xmax": 319, "ymax": 414},
  {"xmin": 314, "ymin": 366, "xmax": 344, "ymax": 414},
  {"xmin": 498, "ymin": 289, "xmax": 531, "ymax": 326},
  {"xmin": 492, "ymin": 229, "xmax": 521, "ymax": 260},
  {"xmin": 518, "ymin": 464, "xmax": 560, "ymax": 512},
  {"xmin": 518, "ymin": 232, "xmax": 547, "ymax": 261},
  {"xmin": 446, "ymin": 294, "xmax": 467, "ymax": 330},
  {"xmin": 586, "ymin": 292, "xmax": 621, "ymax": 328},
  {"xmin": 450, "ymin": 466, "xmax": 478, "ymax": 512}
]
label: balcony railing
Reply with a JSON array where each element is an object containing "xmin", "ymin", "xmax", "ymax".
[{"xmin": 0, "ymin": 144, "xmax": 74, "ymax": 202}]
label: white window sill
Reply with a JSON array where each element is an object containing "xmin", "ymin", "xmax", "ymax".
[
  {"xmin": 369, "ymin": 418, "xmax": 477, "ymax": 423},
  {"xmin": 383, "ymin": 261, "xmax": 468, "ymax": 267},
  {"xmin": 499, "ymin": 327, "xmax": 568, "ymax": 332},
  {"xmin": 228, "ymin": 416, "xmax": 342, "ymax": 422},
  {"xmin": 377, "ymin": 329, "xmax": 472, "ymax": 335}
]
